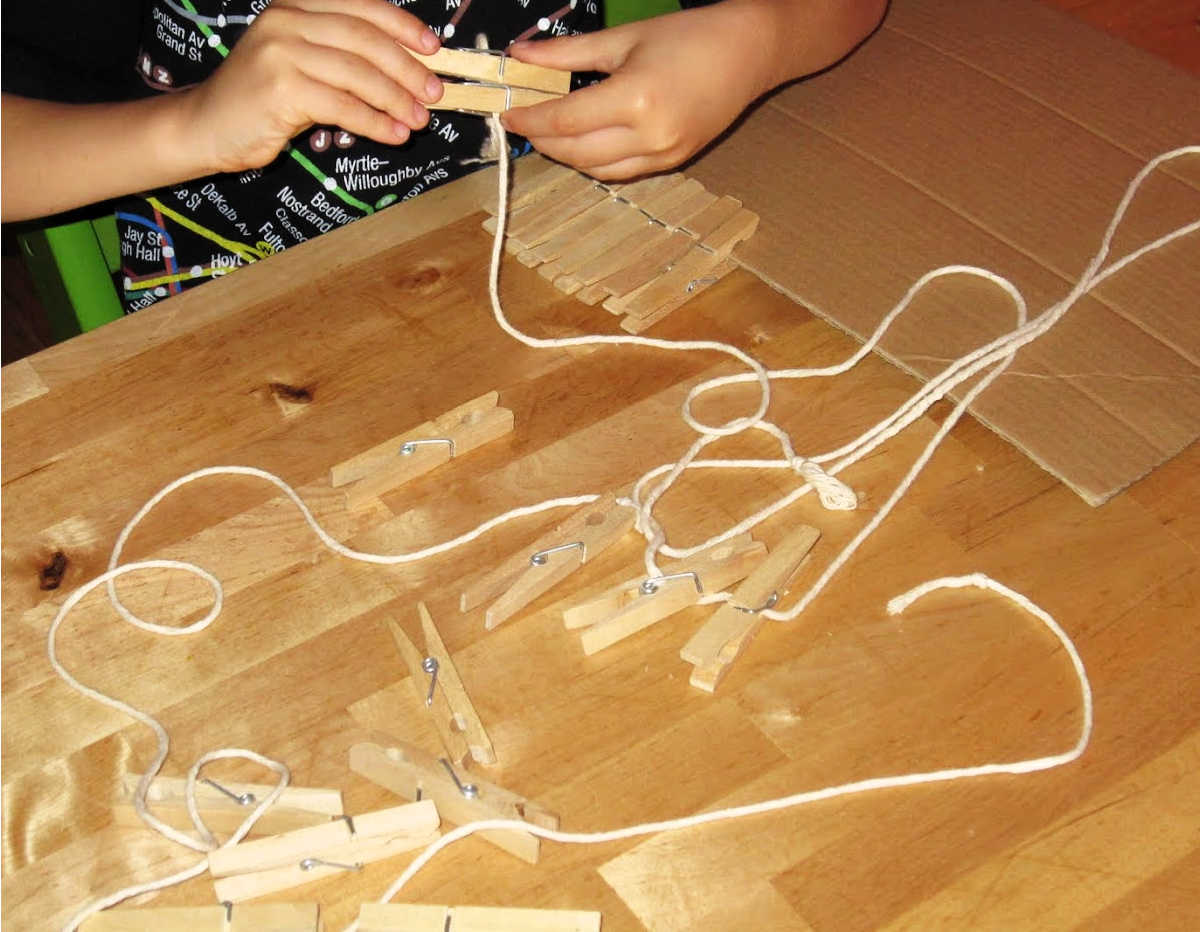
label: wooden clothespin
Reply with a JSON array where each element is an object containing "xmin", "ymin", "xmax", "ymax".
[
  {"xmin": 680, "ymin": 525, "xmax": 820, "ymax": 692},
  {"xmin": 330, "ymin": 391, "xmax": 513, "ymax": 509},
  {"xmin": 563, "ymin": 534, "xmax": 767, "ymax": 655},
  {"xmin": 208, "ymin": 801, "xmax": 440, "ymax": 902},
  {"xmin": 387, "ymin": 603, "xmax": 496, "ymax": 767},
  {"xmin": 350, "ymin": 738, "xmax": 558, "ymax": 864},
  {"xmin": 460, "ymin": 491, "xmax": 637, "ymax": 630},
  {"xmin": 79, "ymin": 903, "xmax": 319, "ymax": 932},
  {"xmin": 113, "ymin": 774, "xmax": 344, "ymax": 837},
  {"xmin": 357, "ymin": 902, "xmax": 601, "ymax": 932},
  {"xmin": 416, "ymin": 46, "xmax": 571, "ymax": 113}
]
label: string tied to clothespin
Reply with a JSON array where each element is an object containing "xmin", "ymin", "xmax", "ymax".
[{"xmin": 792, "ymin": 458, "xmax": 857, "ymax": 511}]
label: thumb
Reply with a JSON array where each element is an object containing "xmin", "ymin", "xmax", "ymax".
[{"xmin": 507, "ymin": 26, "xmax": 637, "ymax": 75}]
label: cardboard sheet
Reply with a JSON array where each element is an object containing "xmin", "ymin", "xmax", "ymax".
[{"xmin": 690, "ymin": 0, "xmax": 1200, "ymax": 505}]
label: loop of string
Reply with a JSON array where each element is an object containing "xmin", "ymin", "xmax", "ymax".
[
  {"xmin": 49, "ymin": 561, "xmax": 291, "ymax": 929},
  {"xmin": 49, "ymin": 121, "xmax": 1195, "ymax": 929}
]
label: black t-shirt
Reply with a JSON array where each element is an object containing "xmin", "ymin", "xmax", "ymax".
[{"xmin": 2, "ymin": 2, "xmax": 144, "ymax": 102}]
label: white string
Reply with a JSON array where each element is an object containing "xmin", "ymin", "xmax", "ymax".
[
  {"xmin": 47, "ymin": 124, "xmax": 1195, "ymax": 928},
  {"xmin": 102, "ymin": 464, "xmax": 602, "ymax": 629},
  {"xmin": 61, "ymin": 858, "xmax": 211, "ymax": 932}
]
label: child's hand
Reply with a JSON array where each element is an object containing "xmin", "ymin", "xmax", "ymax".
[
  {"xmin": 502, "ymin": 0, "xmax": 886, "ymax": 180},
  {"xmin": 502, "ymin": 4, "xmax": 766, "ymax": 179},
  {"xmin": 183, "ymin": 0, "xmax": 445, "ymax": 174}
]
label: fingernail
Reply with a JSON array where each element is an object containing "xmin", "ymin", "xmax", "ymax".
[
  {"xmin": 421, "ymin": 28, "xmax": 439, "ymax": 53},
  {"xmin": 425, "ymin": 74, "xmax": 443, "ymax": 102},
  {"xmin": 412, "ymin": 101, "xmax": 429, "ymax": 127},
  {"xmin": 394, "ymin": 122, "xmax": 411, "ymax": 143}
]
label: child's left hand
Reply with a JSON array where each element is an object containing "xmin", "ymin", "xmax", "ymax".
[
  {"xmin": 501, "ymin": 3, "xmax": 770, "ymax": 180},
  {"xmin": 502, "ymin": 0, "xmax": 887, "ymax": 180}
]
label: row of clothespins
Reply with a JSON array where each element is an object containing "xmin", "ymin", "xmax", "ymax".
[
  {"xmin": 481, "ymin": 161, "xmax": 760, "ymax": 333},
  {"xmin": 329, "ymin": 391, "xmax": 821, "ymax": 692}
]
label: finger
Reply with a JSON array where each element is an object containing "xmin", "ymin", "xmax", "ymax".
[
  {"xmin": 296, "ymin": 74, "xmax": 413, "ymax": 146},
  {"xmin": 522, "ymin": 125, "xmax": 646, "ymax": 172},
  {"xmin": 574, "ymin": 153, "xmax": 673, "ymax": 182},
  {"xmin": 503, "ymin": 79, "xmax": 636, "ymax": 139},
  {"xmin": 278, "ymin": 8, "xmax": 443, "ymax": 103},
  {"xmin": 507, "ymin": 27, "xmax": 635, "ymax": 74},
  {"xmin": 279, "ymin": 0, "xmax": 439, "ymax": 54},
  {"xmin": 293, "ymin": 42, "xmax": 431, "ymax": 128}
]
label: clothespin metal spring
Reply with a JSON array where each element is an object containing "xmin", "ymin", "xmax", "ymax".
[
  {"xmin": 400, "ymin": 437, "xmax": 455, "ymax": 457},
  {"xmin": 440, "ymin": 758, "xmax": 478, "ymax": 799},
  {"xmin": 733, "ymin": 590, "xmax": 779, "ymax": 614},
  {"xmin": 530, "ymin": 540, "xmax": 586, "ymax": 566},
  {"xmin": 422, "ymin": 656, "xmax": 439, "ymax": 706},
  {"xmin": 202, "ymin": 777, "xmax": 256, "ymax": 806},
  {"xmin": 639, "ymin": 571, "xmax": 703, "ymax": 596},
  {"xmin": 299, "ymin": 856, "xmax": 362, "ymax": 872}
]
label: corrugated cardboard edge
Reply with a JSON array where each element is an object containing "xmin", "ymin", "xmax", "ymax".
[{"xmin": 689, "ymin": 0, "xmax": 1200, "ymax": 506}]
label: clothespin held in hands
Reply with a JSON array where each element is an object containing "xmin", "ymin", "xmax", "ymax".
[
  {"xmin": 79, "ymin": 903, "xmax": 319, "ymax": 932},
  {"xmin": 330, "ymin": 391, "xmax": 514, "ymax": 509},
  {"xmin": 461, "ymin": 491, "xmax": 637, "ymax": 630},
  {"xmin": 680, "ymin": 525, "xmax": 820, "ymax": 693},
  {"xmin": 356, "ymin": 902, "xmax": 602, "ymax": 932},
  {"xmin": 208, "ymin": 801, "xmax": 440, "ymax": 902},
  {"xmin": 350, "ymin": 737, "xmax": 559, "ymax": 864},
  {"xmin": 563, "ymin": 533, "xmax": 767, "ymax": 655},
  {"xmin": 388, "ymin": 603, "xmax": 496, "ymax": 767},
  {"xmin": 113, "ymin": 774, "xmax": 344, "ymax": 838},
  {"xmin": 415, "ymin": 46, "xmax": 571, "ymax": 113}
]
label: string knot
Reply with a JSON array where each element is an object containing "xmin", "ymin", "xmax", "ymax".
[{"xmin": 793, "ymin": 459, "xmax": 857, "ymax": 511}]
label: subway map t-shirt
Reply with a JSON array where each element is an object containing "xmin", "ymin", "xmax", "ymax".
[{"xmin": 117, "ymin": 0, "xmax": 600, "ymax": 312}]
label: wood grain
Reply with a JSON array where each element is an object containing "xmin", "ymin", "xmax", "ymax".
[{"xmin": 2, "ymin": 5, "xmax": 1198, "ymax": 931}]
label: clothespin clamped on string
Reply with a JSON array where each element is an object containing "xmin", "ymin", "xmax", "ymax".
[
  {"xmin": 415, "ymin": 46, "xmax": 571, "ymax": 113},
  {"xmin": 460, "ymin": 491, "xmax": 637, "ymax": 629},
  {"xmin": 350, "ymin": 737, "xmax": 559, "ymax": 864},
  {"xmin": 387, "ymin": 603, "xmax": 496, "ymax": 767},
  {"xmin": 356, "ymin": 902, "xmax": 602, "ymax": 932},
  {"xmin": 113, "ymin": 774, "xmax": 344, "ymax": 838},
  {"xmin": 680, "ymin": 524, "xmax": 820, "ymax": 692},
  {"xmin": 330, "ymin": 391, "xmax": 514, "ymax": 509},
  {"xmin": 208, "ymin": 801, "xmax": 440, "ymax": 902},
  {"xmin": 563, "ymin": 533, "xmax": 767, "ymax": 655},
  {"xmin": 78, "ymin": 902, "xmax": 319, "ymax": 931}
]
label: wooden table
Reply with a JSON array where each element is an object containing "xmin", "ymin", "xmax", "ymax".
[{"xmin": 5, "ymin": 20, "xmax": 1200, "ymax": 932}]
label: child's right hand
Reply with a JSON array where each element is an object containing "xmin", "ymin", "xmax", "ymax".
[{"xmin": 181, "ymin": 0, "xmax": 445, "ymax": 175}]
